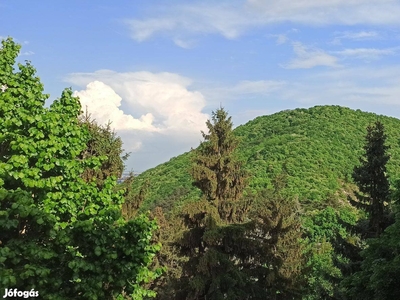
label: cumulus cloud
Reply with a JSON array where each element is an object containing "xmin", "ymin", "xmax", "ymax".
[
  {"xmin": 123, "ymin": 1, "xmax": 400, "ymax": 45},
  {"xmin": 74, "ymin": 81, "xmax": 158, "ymax": 132},
  {"xmin": 66, "ymin": 70, "xmax": 209, "ymax": 171},
  {"xmin": 283, "ymin": 42, "xmax": 339, "ymax": 69}
]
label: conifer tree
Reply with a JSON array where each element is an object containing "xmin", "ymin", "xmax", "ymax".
[
  {"xmin": 166, "ymin": 108, "xmax": 304, "ymax": 299},
  {"xmin": 169, "ymin": 107, "xmax": 250, "ymax": 299},
  {"xmin": 340, "ymin": 121, "xmax": 394, "ymax": 298},
  {"xmin": 191, "ymin": 107, "xmax": 248, "ymax": 222},
  {"xmin": 352, "ymin": 121, "xmax": 390, "ymax": 237},
  {"xmin": 78, "ymin": 110, "xmax": 130, "ymax": 187},
  {"xmin": 244, "ymin": 173, "xmax": 305, "ymax": 299}
]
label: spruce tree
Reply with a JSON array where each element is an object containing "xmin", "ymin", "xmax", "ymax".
[
  {"xmin": 244, "ymin": 173, "xmax": 305, "ymax": 300},
  {"xmin": 166, "ymin": 108, "xmax": 304, "ymax": 299},
  {"xmin": 191, "ymin": 107, "xmax": 248, "ymax": 222},
  {"xmin": 340, "ymin": 121, "xmax": 393, "ymax": 298},
  {"xmin": 78, "ymin": 110, "xmax": 130, "ymax": 187},
  {"xmin": 352, "ymin": 121, "xmax": 390, "ymax": 237},
  {"xmin": 170, "ymin": 107, "xmax": 250, "ymax": 299}
]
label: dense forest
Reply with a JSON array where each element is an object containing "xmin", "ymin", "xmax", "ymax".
[
  {"xmin": 133, "ymin": 105, "xmax": 400, "ymax": 211},
  {"xmin": 131, "ymin": 105, "xmax": 400, "ymax": 299},
  {"xmin": 2, "ymin": 37, "xmax": 400, "ymax": 299}
]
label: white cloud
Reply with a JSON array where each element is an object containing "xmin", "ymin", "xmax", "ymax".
[
  {"xmin": 334, "ymin": 47, "xmax": 398, "ymax": 59},
  {"xmin": 173, "ymin": 38, "xmax": 196, "ymax": 49},
  {"xmin": 124, "ymin": 1, "xmax": 400, "ymax": 45},
  {"xmin": 124, "ymin": 3, "xmax": 254, "ymax": 42},
  {"xmin": 66, "ymin": 70, "xmax": 209, "ymax": 157},
  {"xmin": 267, "ymin": 34, "xmax": 288, "ymax": 45},
  {"xmin": 267, "ymin": 28, "xmax": 300, "ymax": 45},
  {"xmin": 74, "ymin": 81, "xmax": 158, "ymax": 133},
  {"xmin": 283, "ymin": 42, "xmax": 339, "ymax": 69},
  {"xmin": 331, "ymin": 30, "xmax": 380, "ymax": 44},
  {"xmin": 246, "ymin": 0, "xmax": 400, "ymax": 25},
  {"xmin": 124, "ymin": 18, "xmax": 178, "ymax": 42}
]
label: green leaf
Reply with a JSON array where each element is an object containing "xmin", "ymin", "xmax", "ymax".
[{"xmin": 94, "ymin": 246, "xmax": 101, "ymax": 256}]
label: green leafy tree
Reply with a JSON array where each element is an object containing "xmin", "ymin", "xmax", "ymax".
[
  {"xmin": 352, "ymin": 121, "xmax": 391, "ymax": 237},
  {"xmin": 303, "ymin": 206, "xmax": 359, "ymax": 299},
  {"xmin": 0, "ymin": 37, "xmax": 160, "ymax": 299}
]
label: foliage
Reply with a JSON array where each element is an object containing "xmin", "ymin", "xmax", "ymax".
[
  {"xmin": 120, "ymin": 175, "xmax": 150, "ymax": 220},
  {"xmin": 171, "ymin": 107, "xmax": 250, "ymax": 299},
  {"xmin": 244, "ymin": 179, "xmax": 305, "ymax": 299},
  {"xmin": 134, "ymin": 153, "xmax": 201, "ymax": 213},
  {"xmin": 341, "ymin": 211, "xmax": 400, "ymax": 300},
  {"xmin": 351, "ymin": 121, "xmax": 391, "ymax": 237},
  {"xmin": 132, "ymin": 106, "xmax": 400, "ymax": 212},
  {"xmin": 0, "ymin": 37, "xmax": 160, "ymax": 299},
  {"xmin": 128, "ymin": 106, "xmax": 400, "ymax": 300},
  {"xmin": 190, "ymin": 107, "xmax": 249, "ymax": 222},
  {"xmin": 303, "ymin": 206, "xmax": 359, "ymax": 299},
  {"xmin": 153, "ymin": 108, "xmax": 305, "ymax": 299},
  {"xmin": 339, "ymin": 122, "xmax": 396, "ymax": 299},
  {"xmin": 79, "ymin": 110, "xmax": 130, "ymax": 188}
]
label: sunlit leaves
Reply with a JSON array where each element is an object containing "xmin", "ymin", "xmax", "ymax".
[{"xmin": 0, "ymin": 37, "xmax": 160, "ymax": 299}]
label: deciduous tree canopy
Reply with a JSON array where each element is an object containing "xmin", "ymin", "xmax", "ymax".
[{"xmin": 0, "ymin": 38, "xmax": 160, "ymax": 299}]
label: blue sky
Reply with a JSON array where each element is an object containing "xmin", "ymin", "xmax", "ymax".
[{"xmin": 2, "ymin": 0, "xmax": 400, "ymax": 172}]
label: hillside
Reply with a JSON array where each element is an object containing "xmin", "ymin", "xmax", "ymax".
[{"xmin": 132, "ymin": 105, "xmax": 400, "ymax": 212}]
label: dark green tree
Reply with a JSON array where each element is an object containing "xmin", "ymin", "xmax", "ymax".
[
  {"xmin": 243, "ymin": 174, "xmax": 305, "ymax": 300},
  {"xmin": 165, "ymin": 109, "xmax": 304, "ymax": 299},
  {"xmin": 341, "ymin": 179, "xmax": 400, "ymax": 299},
  {"xmin": 339, "ymin": 121, "xmax": 393, "ymax": 299},
  {"xmin": 341, "ymin": 213, "xmax": 400, "ymax": 300},
  {"xmin": 191, "ymin": 107, "xmax": 249, "ymax": 222},
  {"xmin": 352, "ymin": 121, "xmax": 391, "ymax": 237},
  {"xmin": 168, "ymin": 107, "xmax": 250, "ymax": 299},
  {"xmin": 78, "ymin": 110, "xmax": 130, "ymax": 188}
]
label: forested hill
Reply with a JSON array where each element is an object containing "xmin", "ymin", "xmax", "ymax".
[{"xmin": 133, "ymin": 105, "xmax": 400, "ymax": 212}]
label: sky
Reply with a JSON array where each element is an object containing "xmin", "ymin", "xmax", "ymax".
[{"xmin": 1, "ymin": 0, "xmax": 400, "ymax": 173}]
